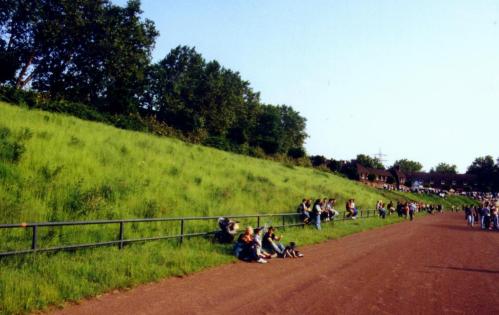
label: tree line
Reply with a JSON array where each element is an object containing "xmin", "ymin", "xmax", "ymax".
[{"xmin": 0, "ymin": 0, "xmax": 308, "ymax": 159}]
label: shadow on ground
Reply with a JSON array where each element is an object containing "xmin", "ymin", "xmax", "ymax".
[{"xmin": 427, "ymin": 266, "xmax": 499, "ymax": 275}]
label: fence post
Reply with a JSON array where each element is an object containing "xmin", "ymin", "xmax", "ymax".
[
  {"xmin": 257, "ymin": 215, "xmax": 260, "ymax": 228},
  {"xmin": 31, "ymin": 225, "xmax": 38, "ymax": 251},
  {"xmin": 180, "ymin": 219, "xmax": 185, "ymax": 244},
  {"xmin": 282, "ymin": 215, "xmax": 285, "ymax": 228},
  {"xmin": 119, "ymin": 221, "xmax": 124, "ymax": 249}
]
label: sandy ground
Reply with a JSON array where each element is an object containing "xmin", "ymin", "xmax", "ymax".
[{"xmin": 50, "ymin": 213, "xmax": 499, "ymax": 315}]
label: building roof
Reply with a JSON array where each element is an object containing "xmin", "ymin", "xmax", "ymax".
[{"xmin": 356, "ymin": 164, "xmax": 392, "ymax": 177}]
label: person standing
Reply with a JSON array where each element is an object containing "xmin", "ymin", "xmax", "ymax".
[
  {"xmin": 481, "ymin": 202, "xmax": 490, "ymax": 230},
  {"xmin": 409, "ymin": 202, "xmax": 417, "ymax": 221},
  {"xmin": 313, "ymin": 199, "xmax": 322, "ymax": 230}
]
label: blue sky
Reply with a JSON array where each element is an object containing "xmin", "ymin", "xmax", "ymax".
[{"xmin": 115, "ymin": 0, "xmax": 499, "ymax": 172}]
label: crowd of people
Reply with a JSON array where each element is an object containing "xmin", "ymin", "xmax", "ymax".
[
  {"xmin": 215, "ymin": 198, "xmax": 449, "ymax": 264},
  {"xmin": 215, "ymin": 217, "xmax": 303, "ymax": 264},
  {"xmin": 297, "ymin": 198, "xmax": 443, "ymax": 228},
  {"xmin": 463, "ymin": 200, "xmax": 499, "ymax": 230},
  {"xmin": 297, "ymin": 198, "xmax": 341, "ymax": 230}
]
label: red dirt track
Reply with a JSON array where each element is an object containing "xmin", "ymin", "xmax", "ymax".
[{"xmin": 52, "ymin": 213, "xmax": 499, "ymax": 315}]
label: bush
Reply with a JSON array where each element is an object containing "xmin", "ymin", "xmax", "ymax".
[
  {"xmin": 0, "ymin": 134, "xmax": 25, "ymax": 164},
  {"xmin": 287, "ymin": 147, "xmax": 306, "ymax": 159}
]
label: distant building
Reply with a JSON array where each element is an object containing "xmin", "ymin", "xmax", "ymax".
[
  {"xmin": 353, "ymin": 163, "xmax": 478, "ymax": 192},
  {"xmin": 404, "ymin": 172, "xmax": 477, "ymax": 191},
  {"xmin": 355, "ymin": 164, "xmax": 395, "ymax": 188}
]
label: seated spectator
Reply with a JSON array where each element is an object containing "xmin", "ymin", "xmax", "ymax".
[
  {"xmin": 325, "ymin": 198, "xmax": 339, "ymax": 220},
  {"xmin": 297, "ymin": 198, "xmax": 311, "ymax": 224},
  {"xmin": 254, "ymin": 227, "xmax": 274, "ymax": 260},
  {"xmin": 262, "ymin": 226, "xmax": 285, "ymax": 255},
  {"xmin": 351, "ymin": 198, "xmax": 358, "ymax": 219},
  {"xmin": 283, "ymin": 242, "xmax": 304, "ymax": 258},
  {"xmin": 234, "ymin": 226, "xmax": 268, "ymax": 264},
  {"xmin": 345, "ymin": 199, "xmax": 354, "ymax": 219},
  {"xmin": 376, "ymin": 200, "xmax": 387, "ymax": 219},
  {"xmin": 214, "ymin": 217, "xmax": 239, "ymax": 243}
]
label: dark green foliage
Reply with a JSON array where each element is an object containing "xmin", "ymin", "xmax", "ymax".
[
  {"xmin": 39, "ymin": 164, "xmax": 64, "ymax": 181},
  {"xmin": 0, "ymin": 126, "xmax": 25, "ymax": 163},
  {"xmin": 431, "ymin": 163, "xmax": 457, "ymax": 174},
  {"xmin": 392, "ymin": 159, "xmax": 423, "ymax": 173},
  {"xmin": 310, "ymin": 155, "xmax": 327, "ymax": 167},
  {"xmin": 356, "ymin": 154, "xmax": 385, "ymax": 170},
  {"xmin": 64, "ymin": 182, "xmax": 117, "ymax": 217},
  {"xmin": 466, "ymin": 156, "xmax": 498, "ymax": 191},
  {"xmin": 288, "ymin": 147, "xmax": 306, "ymax": 159}
]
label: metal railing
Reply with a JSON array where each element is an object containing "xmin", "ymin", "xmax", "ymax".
[{"xmin": 0, "ymin": 209, "xmax": 379, "ymax": 257}]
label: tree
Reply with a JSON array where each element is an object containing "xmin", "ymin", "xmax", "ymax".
[
  {"xmin": 356, "ymin": 154, "xmax": 384, "ymax": 169},
  {"xmin": 466, "ymin": 155, "xmax": 497, "ymax": 191},
  {"xmin": 309, "ymin": 155, "xmax": 327, "ymax": 167},
  {"xmin": 392, "ymin": 159, "xmax": 423, "ymax": 173},
  {"xmin": 0, "ymin": 0, "xmax": 45, "ymax": 87},
  {"xmin": 277, "ymin": 105, "xmax": 307, "ymax": 154},
  {"xmin": 252, "ymin": 104, "xmax": 284, "ymax": 154},
  {"xmin": 433, "ymin": 163, "xmax": 457, "ymax": 174},
  {"xmin": 1, "ymin": 0, "xmax": 158, "ymax": 113}
]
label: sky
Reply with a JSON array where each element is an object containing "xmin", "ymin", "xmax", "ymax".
[{"xmin": 115, "ymin": 0, "xmax": 499, "ymax": 172}]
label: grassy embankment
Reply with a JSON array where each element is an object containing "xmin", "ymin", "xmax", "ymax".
[{"xmin": 0, "ymin": 102, "xmax": 476, "ymax": 314}]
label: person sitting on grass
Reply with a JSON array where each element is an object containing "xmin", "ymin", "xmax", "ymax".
[
  {"xmin": 262, "ymin": 226, "xmax": 285, "ymax": 256},
  {"xmin": 254, "ymin": 227, "xmax": 274, "ymax": 261},
  {"xmin": 234, "ymin": 226, "xmax": 268, "ymax": 264}
]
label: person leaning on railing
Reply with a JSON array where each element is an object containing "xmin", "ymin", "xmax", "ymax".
[{"xmin": 297, "ymin": 199, "xmax": 312, "ymax": 224}]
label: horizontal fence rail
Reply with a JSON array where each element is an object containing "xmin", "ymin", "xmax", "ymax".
[{"xmin": 0, "ymin": 210, "xmax": 382, "ymax": 258}]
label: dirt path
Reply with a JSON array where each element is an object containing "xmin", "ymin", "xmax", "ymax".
[{"xmin": 51, "ymin": 213, "xmax": 499, "ymax": 315}]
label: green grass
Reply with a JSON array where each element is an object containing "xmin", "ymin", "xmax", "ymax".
[
  {"xmin": 0, "ymin": 215, "xmax": 407, "ymax": 314},
  {"xmin": 0, "ymin": 102, "xmax": 476, "ymax": 314}
]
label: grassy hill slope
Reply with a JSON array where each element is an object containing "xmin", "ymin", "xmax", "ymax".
[
  {"xmin": 0, "ymin": 102, "xmax": 470, "ymax": 223},
  {"xmin": 0, "ymin": 102, "xmax": 475, "ymax": 314}
]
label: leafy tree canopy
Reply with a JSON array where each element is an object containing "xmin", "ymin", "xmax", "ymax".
[
  {"xmin": 356, "ymin": 154, "xmax": 385, "ymax": 170},
  {"xmin": 431, "ymin": 163, "xmax": 458, "ymax": 174},
  {"xmin": 392, "ymin": 159, "xmax": 423, "ymax": 173}
]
